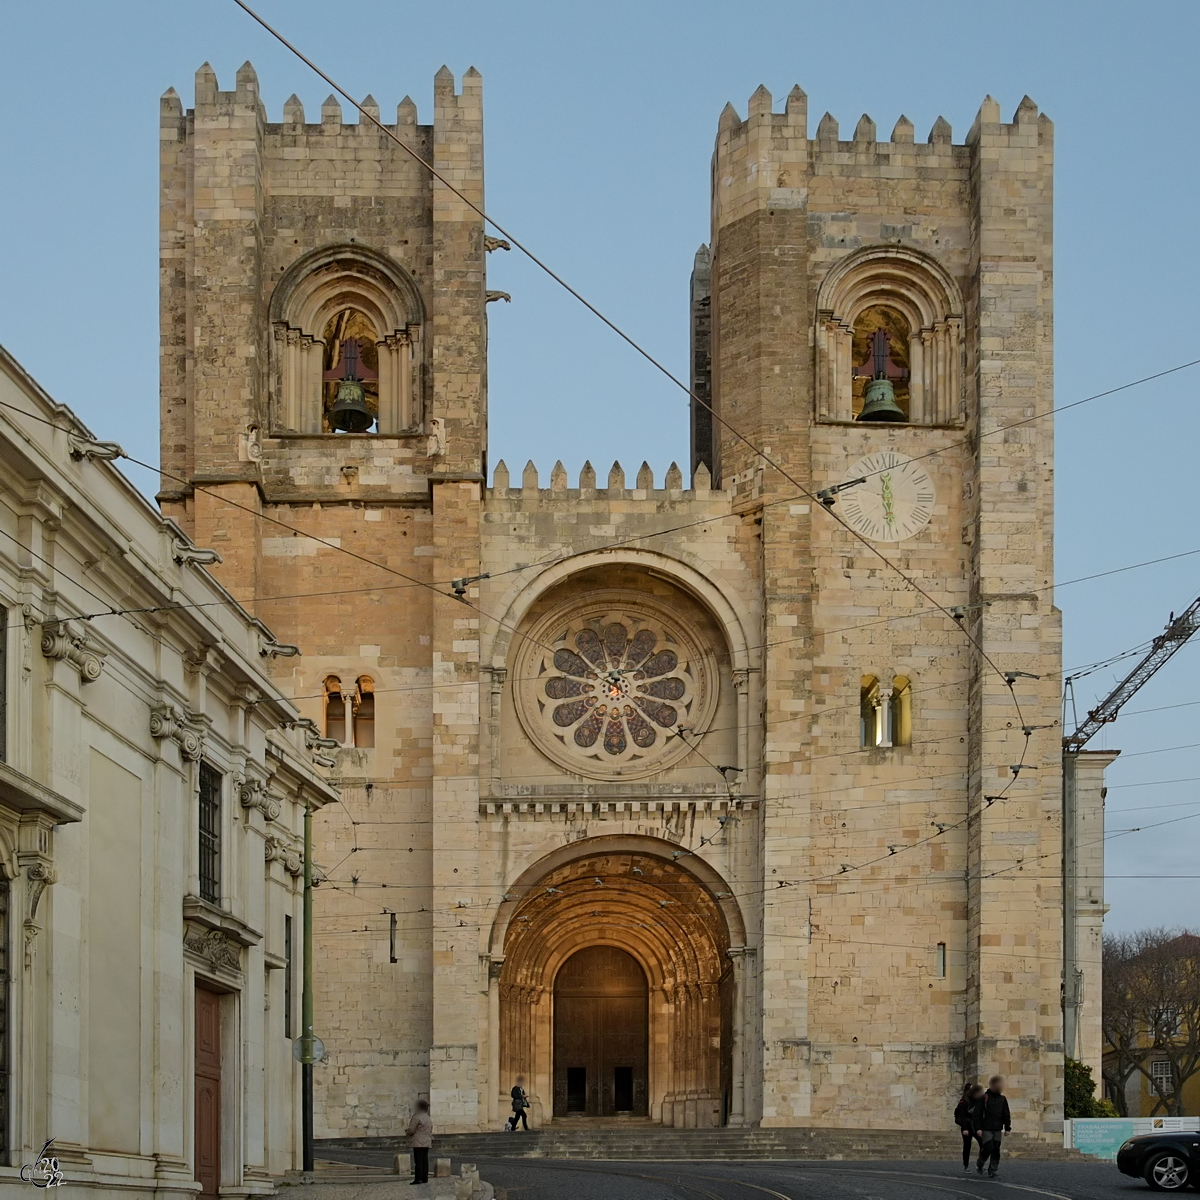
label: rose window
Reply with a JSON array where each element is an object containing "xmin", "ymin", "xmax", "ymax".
[
  {"xmin": 513, "ymin": 594, "xmax": 719, "ymax": 780},
  {"xmin": 540, "ymin": 621, "xmax": 694, "ymax": 764}
]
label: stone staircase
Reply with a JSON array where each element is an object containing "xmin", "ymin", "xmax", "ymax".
[{"xmin": 320, "ymin": 1124, "xmax": 1088, "ymax": 1163}]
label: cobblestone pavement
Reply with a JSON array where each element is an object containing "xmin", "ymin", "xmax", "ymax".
[{"xmin": 473, "ymin": 1158, "xmax": 1141, "ymax": 1200}]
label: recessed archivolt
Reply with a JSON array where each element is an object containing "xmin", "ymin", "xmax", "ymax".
[
  {"xmin": 817, "ymin": 245, "xmax": 963, "ymax": 328},
  {"xmin": 490, "ymin": 836, "xmax": 743, "ymax": 968},
  {"xmin": 271, "ymin": 243, "xmax": 425, "ymax": 332},
  {"xmin": 487, "ymin": 550, "xmax": 754, "ymax": 675}
]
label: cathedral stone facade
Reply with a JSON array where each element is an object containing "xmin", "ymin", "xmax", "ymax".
[{"xmin": 159, "ymin": 64, "xmax": 1065, "ymax": 1136}]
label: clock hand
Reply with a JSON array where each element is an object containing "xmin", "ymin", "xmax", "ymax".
[{"xmin": 880, "ymin": 472, "xmax": 896, "ymax": 527}]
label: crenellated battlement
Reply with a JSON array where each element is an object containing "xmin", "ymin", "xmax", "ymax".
[
  {"xmin": 162, "ymin": 60, "xmax": 481, "ymax": 134},
  {"xmin": 712, "ymin": 85, "xmax": 1051, "ymax": 231},
  {"xmin": 487, "ymin": 458, "xmax": 725, "ymax": 503}
]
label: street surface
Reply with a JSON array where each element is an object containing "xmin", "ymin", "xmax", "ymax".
[
  {"xmin": 471, "ymin": 1158, "xmax": 1138, "ymax": 1200},
  {"xmin": 331, "ymin": 1148, "xmax": 1144, "ymax": 1200}
]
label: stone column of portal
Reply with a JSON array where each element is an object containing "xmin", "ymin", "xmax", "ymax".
[
  {"xmin": 428, "ymin": 479, "xmax": 483, "ymax": 1130},
  {"xmin": 964, "ymin": 95, "xmax": 1063, "ymax": 1134}
]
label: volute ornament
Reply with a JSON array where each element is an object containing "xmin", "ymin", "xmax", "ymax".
[
  {"xmin": 239, "ymin": 779, "xmax": 282, "ymax": 821},
  {"xmin": 264, "ymin": 835, "xmax": 303, "ymax": 875},
  {"xmin": 40, "ymin": 619, "xmax": 105, "ymax": 682},
  {"xmin": 149, "ymin": 703, "xmax": 204, "ymax": 761}
]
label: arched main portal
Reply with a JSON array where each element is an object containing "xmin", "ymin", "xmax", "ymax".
[
  {"xmin": 497, "ymin": 845, "xmax": 736, "ymax": 1127},
  {"xmin": 553, "ymin": 946, "xmax": 648, "ymax": 1116}
]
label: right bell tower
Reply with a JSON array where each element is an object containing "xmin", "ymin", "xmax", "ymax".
[{"xmin": 697, "ymin": 88, "xmax": 1064, "ymax": 1131}]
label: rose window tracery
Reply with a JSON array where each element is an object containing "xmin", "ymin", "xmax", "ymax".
[
  {"xmin": 513, "ymin": 595, "xmax": 718, "ymax": 779},
  {"xmin": 543, "ymin": 622, "xmax": 693, "ymax": 761}
]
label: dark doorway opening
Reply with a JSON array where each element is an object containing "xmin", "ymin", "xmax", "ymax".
[
  {"xmin": 553, "ymin": 945, "xmax": 648, "ymax": 1117},
  {"xmin": 614, "ymin": 1066, "xmax": 634, "ymax": 1112},
  {"xmin": 566, "ymin": 1067, "xmax": 587, "ymax": 1112}
]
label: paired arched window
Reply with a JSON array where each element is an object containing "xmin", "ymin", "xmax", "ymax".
[
  {"xmin": 816, "ymin": 248, "xmax": 964, "ymax": 426},
  {"xmin": 860, "ymin": 674, "xmax": 912, "ymax": 748},
  {"xmin": 270, "ymin": 246, "xmax": 425, "ymax": 435},
  {"xmin": 323, "ymin": 675, "xmax": 376, "ymax": 748}
]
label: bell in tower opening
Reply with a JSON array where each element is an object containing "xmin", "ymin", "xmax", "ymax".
[
  {"xmin": 852, "ymin": 306, "xmax": 910, "ymax": 422},
  {"xmin": 322, "ymin": 309, "xmax": 380, "ymax": 433}
]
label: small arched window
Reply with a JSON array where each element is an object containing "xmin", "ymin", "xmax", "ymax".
[
  {"xmin": 354, "ymin": 677, "xmax": 375, "ymax": 749},
  {"xmin": 890, "ymin": 676, "xmax": 912, "ymax": 747},
  {"xmin": 860, "ymin": 676, "xmax": 880, "ymax": 748},
  {"xmin": 324, "ymin": 676, "xmax": 346, "ymax": 744},
  {"xmin": 860, "ymin": 674, "xmax": 912, "ymax": 749}
]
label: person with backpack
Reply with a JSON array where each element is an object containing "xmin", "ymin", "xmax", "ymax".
[{"xmin": 954, "ymin": 1083, "xmax": 984, "ymax": 1169}]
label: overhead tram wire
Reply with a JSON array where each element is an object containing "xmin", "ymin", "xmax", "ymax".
[
  {"xmin": 29, "ymin": 15, "xmax": 1184, "ymax": 912},
  {"xmin": 225, "ymin": 0, "xmax": 1132, "ymax": 725}
]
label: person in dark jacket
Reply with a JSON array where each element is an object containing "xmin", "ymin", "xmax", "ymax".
[
  {"xmin": 972, "ymin": 1076, "xmax": 1012, "ymax": 1178},
  {"xmin": 954, "ymin": 1083, "xmax": 985, "ymax": 1169},
  {"xmin": 509, "ymin": 1076, "xmax": 530, "ymax": 1131}
]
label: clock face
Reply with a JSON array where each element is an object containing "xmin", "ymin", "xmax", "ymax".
[{"xmin": 836, "ymin": 451, "xmax": 936, "ymax": 543}]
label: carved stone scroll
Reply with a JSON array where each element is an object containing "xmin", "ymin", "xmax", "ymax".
[
  {"xmin": 264, "ymin": 835, "xmax": 303, "ymax": 876},
  {"xmin": 239, "ymin": 779, "xmax": 282, "ymax": 821},
  {"xmin": 149, "ymin": 703, "xmax": 204, "ymax": 761},
  {"xmin": 40, "ymin": 620, "xmax": 105, "ymax": 682}
]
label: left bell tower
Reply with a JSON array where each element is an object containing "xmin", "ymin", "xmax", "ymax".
[
  {"xmin": 158, "ymin": 60, "xmax": 486, "ymax": 604},
  {"xmin": 158, "ymin": 62, "xmax": 489, "ymax": 1133}
]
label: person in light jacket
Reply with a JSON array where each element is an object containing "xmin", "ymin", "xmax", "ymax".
[{"xmin": 406, "ymin": 1099, "xmax": 432, "ymax": 1185}]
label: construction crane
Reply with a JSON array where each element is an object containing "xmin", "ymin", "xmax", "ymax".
[
  {"xmin": 1062, "ymin": 592, "xmax": 1200, "ymax": 1070},
  {"xmin": 1064, "ymin": 595, "xmax": 1200, "ymax": 749}
]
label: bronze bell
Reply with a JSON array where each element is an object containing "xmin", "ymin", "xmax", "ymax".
[
  {"xmin": 854, "ymin": 327, "xmax": 908, "ymax": 423},
  {"xmin": 857, "ymin": 377, "xmax": 907, "ymax": 423},
  {"xmin": 328, "ymin": 378, "xmax": 374, "ymax": 433}
]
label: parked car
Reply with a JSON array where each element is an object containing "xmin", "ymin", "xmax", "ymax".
[{"xmin": 1117, "ymin": 1132, "xmax": 1200, "ymax": 1191}]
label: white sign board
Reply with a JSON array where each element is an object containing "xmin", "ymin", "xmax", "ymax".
[{"xmin": 1065, "ymin": 1117, "xmax": 1200, "ymax": 1160}]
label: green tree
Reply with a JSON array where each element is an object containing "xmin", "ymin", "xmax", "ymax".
[{"xmin": 1065, "ymin": 1057, "xmax": 1103, "ymax": 1118}]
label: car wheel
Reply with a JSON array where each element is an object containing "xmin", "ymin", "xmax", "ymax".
[{"xmin": 1145, "ymin": 1153, "xmax": 1191, "ymax": 1191}]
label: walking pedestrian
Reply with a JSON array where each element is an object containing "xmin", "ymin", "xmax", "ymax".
[
  {"xmin": 973, "ymin": 1076, "xmax": 1012, "ymax": 1178},
  {"xmin": 405, "ymin": 1098, "xmax": 432, "ymax": 1185},
  {"xmin": 954, "ymin": 1084, "xmax": 984, "ymax": 1170},
  {"xmin": 510, "ymin": 1076, "xmax": 530, "ymax": 1131}
]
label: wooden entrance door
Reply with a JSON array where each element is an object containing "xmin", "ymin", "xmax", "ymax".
[
  {"xmin": 553, "ymin": 946, "xmax": 647, "ymax": 1117},
  {"xmin": 194, "ymin": 984, "xmax": 221, "ymax": 1199}
]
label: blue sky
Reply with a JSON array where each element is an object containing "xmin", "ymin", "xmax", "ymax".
[{"xmin": 2, "ymin": 0, "xmax": 1199, "ymax": 934}]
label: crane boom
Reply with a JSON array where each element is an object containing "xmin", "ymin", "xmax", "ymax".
[{"xmin": 1064, "ymin": 594, "xmax": 1200, "ymax": 750}]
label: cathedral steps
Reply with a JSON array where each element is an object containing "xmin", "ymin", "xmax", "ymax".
[{"xmin": 319, "ymin": 1127, "xmax": 1089, "ymax": 1163}]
